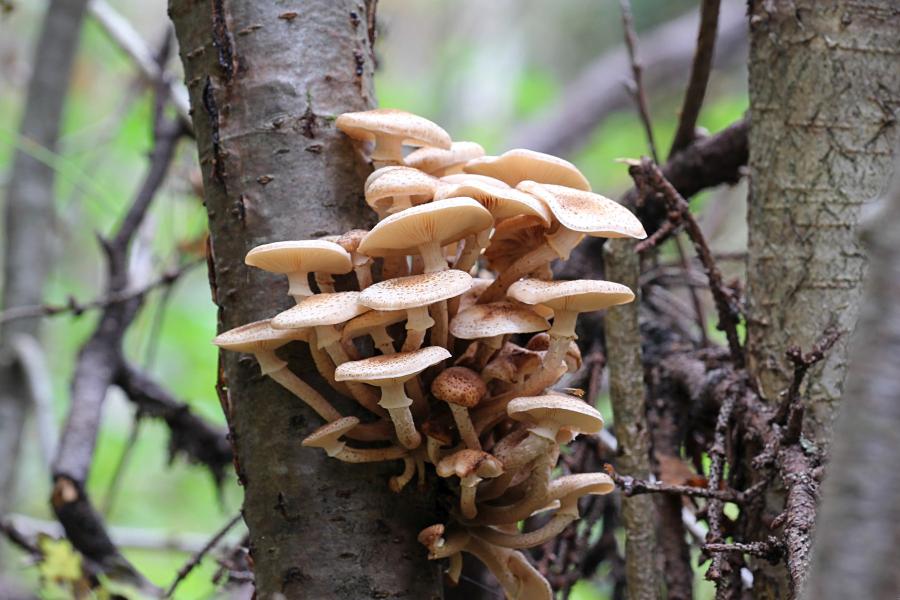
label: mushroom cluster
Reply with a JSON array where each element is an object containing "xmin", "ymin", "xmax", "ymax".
[{"xmin": 213, "ymin": 108, "xmax": 647, "ymax": 599}]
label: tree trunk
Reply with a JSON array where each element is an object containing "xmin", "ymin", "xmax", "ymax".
[
  {"xmin": 0, "ymin": 0, "xmax": 91, "ymax": 522},
  {"xmin": 805, "ymin": 164, "xmax": 900, "ymax": 600},
  {"xmin": 169, "ymin": 2, "xmax": 443, "ymax": 598},
  {"xmin": 745, "ymin": 1, "xmax": 899, "ymax": 596}
]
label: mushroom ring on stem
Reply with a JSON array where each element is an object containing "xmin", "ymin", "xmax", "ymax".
[
  {"xmin": 336, "ymin": 108, "xmax": 451, "ymax": 167},
  {"xmin": 335, "ymin": 346, "xmax": 451, "ymax": 449},
  {"xmin": 436, "ymin": 449, "xmax": 503, "ymax": 519},
  {"xmin": 477, "ymin": 181, "xmax": 646, "ymax": 304},
  {"xmin": 508, "ymin": 278, "xmax": 634, "ymax": 369},
  {"xmin": 245, "ymin": 240, "xmax": 352, "ymax": 303}
]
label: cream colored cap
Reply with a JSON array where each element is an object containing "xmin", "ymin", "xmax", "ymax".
[
  {"xmin": 435, "ymin": 179, "xmax": 551, "ymax": 226},
  {"xmin": 213, "ymin": 319, "xmax": 309, "ymax": 353},
  {"xmin": 364, "ymin": 166, "xmax": 438, "ymax": 214},
  {"xmin": 245, "ymin": 240, "xmax": 353, "ymax": 275},
  {"xmin": 508, "ymin": 279, "xmax": 634, "ymax": 313},
  {"xmin": 271, "ymin": 291, "xmax": 370, "ymax": 329},
  {"xmin": 360, "ymin": 270, "xmax": 473, "ymax": 311},
  {"xmin": 450, "ymin": 302, "xmax": 550, "ymax": 339},
  {"xmin": 507, "ymin": 395, "xmax": 604, "ymax": 435},
  {"xmin": 335, "ymin": 346, "xmax": 451, "ymax": 384},
  {"xmin": 405, "ymin": 141, "xmax": 485, "ymax": 175},
  {"xmin": 336, "ymin": 109, "xmax": 451, "ymax": 160},
  {"xmin": 518, "ymin": 181, "xmax": 646, "ymax": 239},
  {"xmin": 464, "ymin": 148, "xmax": 590, "ymax": 190},
  {"xmin": 301, "ymin": 416, "xmax": 360, "ymax": 456},
  {"xmin": 342, "ymin": 309, "xmax": 407, "ymax": 339}
]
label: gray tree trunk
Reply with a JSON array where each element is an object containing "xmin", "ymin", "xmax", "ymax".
[
  {"xmin": 169, "ymin": 2, "xmax": 443, "ymax": 598},
  {"xmin": 0, "ymin": 0, "xmax": 91, "ymax": 521},
  {"xmin": 745, "ymin": 1, "xmax": 899, "ymax": 596},
  {"xmin": 805, "ymin": 162, "xmax": 900, "ymax": 600}
]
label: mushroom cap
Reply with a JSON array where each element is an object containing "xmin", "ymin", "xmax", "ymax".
[
  {"xmin": 405, "ymin": 141, "xmax": 486, "ymax": 175},
  {"xmin": 335, "ymin": 229, "xmax": 369, "ymax": 257},
  {"xmin": 548, "ymin": 472, "xmax": 615, "ymax": 501},
  {"xmin": 450, "ymin": 302, "xmax": 550, "ymax": 340},
  {"xmin": 342, "ymin": 309, "xmax": 407, "ymax": 339},
  {"xmin": 431, "ymin": 366, "xmax": 487, "ymax": 408},
  {"xmin": 435, "ymin": 180, "xmax": 551, "ymax": 225},
  {"xmin": 301, "ymin": 416, "xmax": 361, "ymax": 456},
  {"xmin": 437, "ymin": 449, "xmax": 504, "ymax": 479},
  {"xmin": 464, "ymin": 148, "xmax": 591, "ymax": 191},
  {"xmin": 213, "ymin": 319, "xmax": 310, "ymax": 352},
  {"xmin": 245, "ymin": 240, "xmax": 353, "ymax": 275},
  {"xmin": 336, "ymin": 108, "xmax": 451, "ymax": 150},
  {"xmin": 366, "ymin": 165, "xmax": 407, "ymax": 189},
  {"xmin": 335, "ymin": 346, "xmax": 451, "ymax": 384},
  {"xmin": 417, "ymin": 524, "xmax": 446, "ymax": 549},
  {"xmin": 359, "ymin": 270, "xmax": 473, "ymax": 311},
  {"xmin": 507, "ymin": 395, "xmax": 604, "ymax": 435},
  {"xmin": 439, "ymin": 173, "xmax": 510, "ymax": 188},
  {"xmin": 364, "ymin": 166, "xmax": 439, "ymax": 214},
  {"xmin": 483, "ymin": 214, "xmax": 548, "ymax": 273},
  {"xmin": 358, "ymin": 198, "xmax": 493, "ymax": 258},
  {"xmin": 458, "ymin": 277, "xmax": 495, "ymax": 312},
  {"xmin": 518, "ymin": 181, "xmax": 647, "ymax": 239},
  {"xmin": 508, "ymin": 279, "xmax": 635, "ymax": 313},
  {"xmin": 271, "ymin": 291, "xmax": 370, "ymax": 329}
]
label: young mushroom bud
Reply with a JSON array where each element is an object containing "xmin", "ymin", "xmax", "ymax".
[
  {"xmin": 365, "ymin": 166, "xmax": 439, "ymax": 218},
  {"xmin": 431, "ymin": 367, "xmax": 487, "ymax": 450},
  {"xmin": 335, "ymin": 229, "xmax": 375, "ymax": 290},
  {"xmin": 437, "ymin": 449, "xmax": 503, "ymax": 519},
  {"xmin": 336, "ymin": 108, "xmax": 451, "ymax": 168},
  {"xmin": 302, "ymin": 416, "xmax": 407, "ymax": 463},
  {"xmin": 245, "ymin": 240, "xmax": 353, "ymax": 303},
  {"xmin": 335, "ymin": 346, "xmax": 451, "ymax": 449}
]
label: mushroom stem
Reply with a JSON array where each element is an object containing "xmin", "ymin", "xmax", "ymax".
[
  {"xmin": 446, "ymin": 552, "xmax": 463, "ymax": 585},
  {"xmin": 418, "ymin": 240, "xmax": 449, "ymax": 273},
  {"xmin": 309, "ymin": 333, "xmax": 352, "ymax": 396},
  {"xmin": 454, "ymin": 228, "xmax": 490, "ymax": 274},
  {"xmin": 370, "ymin": 327, "xmax": 396, "ymax": 355},
  {"xmin": 389, "ymin": 456, "xmax": 416, "ymax": 492},
  {"xmin": 450, "ymin": 404, "xmax": 481, "ymax": 450},
  {"xmin": 472, "ymin": 362, "xmax": 567, "ymax": 435},
  {"xmin": 379, "ymin": 381, "xmax": 422, "ymax": 449},
  {"xmin": 354, "ymin": 264, "xmax": 373, "ymax": 290},
  {"xmin": 471, "ymin": 513, "xmax": 577, "ymax": 549},
  {"xmin": 317, "ymin": 325, "xmax": 386, "ymax": 416},
  {"xmin": 382, "ymin": 255, "xmax": 409, "ymax": 279},
  {"xmin": 460, "ymin": 537, "xmax": 523, "ymax": 599},
  {"xmin": 430, "ymin": 300, "xmax": 450, "ymax": 350},
  {"xmin": 286, "ymin": 271, "xmax": 315, "ymax": 303},
  {"xmin": 460, "ymin": 478, "xmax": 481, "ymax": 519},
  {"xmin": 401, "ymin": 306, "xmax": 432, "ymax": 352},
  {"xmin": 387, "ymin": 194, "xmax": 413, "ymax": 214},
  {"xmin": 541, "ymin": 311, "xmax": 578, "ymax": 370},
  {"xmin": 415, "ymin": 448, "xmax": 428, "ymax": 489},
  {"xmin": 478, "ymin": 229, "xmax": 584, "ymax": 305},
  {"xmin": 371, "ymin": 136, "xmax": 405, "ymax": 165},
  {"xmin": 315, "ymin": 272, "xmax": 336, "ymax": 293},
  {"xmin": 266, "ymin": 366, "xmax": 343, "ymax": 421}
]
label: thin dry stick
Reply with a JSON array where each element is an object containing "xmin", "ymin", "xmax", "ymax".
[
  {"xmin": 669, "ymin": 0, "xmax": 722, "ymax": 156},
  {"xmin": 704, "ymin": 387, "xmax": 737, "ymax": 587},
  {"xmin": 618, "ymin": 0, "xmax": 659, "ymax": 163},
  {"xmin": 165, "ymin": 512, "xmax": 243, "ymax": 597}
]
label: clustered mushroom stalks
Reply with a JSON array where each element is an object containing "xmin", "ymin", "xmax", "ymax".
[{"xmin": 214, "ymin": 108, "xmax": 647, "ymax": 599}]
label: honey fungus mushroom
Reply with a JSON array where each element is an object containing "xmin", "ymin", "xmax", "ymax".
[
  {"xmin": 464, "ymin": 148, "xmax": 591, "ymax": 190},
  {"xmin": 405, "ymin": 141, "xmax": 485, "ymax": 176},
  {"xmin": 436, "ymin": 449, "xmax": 503, "ymax": 519},
  {"xmin": 245, "ymin": 240, "xmax": 352, "ymax": 303},
  {"xmin": 431, "ymin": 367, "xmax": 486, "ymax": 450},
  {"xmin": 450, "ymin": 302, "xmax": 550, "ymax": 369},
  {"xmin": 335, "ymin": 108, "xmax": 451, "ymax": 167},
  {"xmin": 302, "ymin": 417, "xmax": 407, "ymax": 463},
  {"xmin": 364, "ymin": 166, "xmax": 438, "ymax": 218},
  {"xmin": 335, "ymin": 346, "xmax": 451, "ymax": 449}
]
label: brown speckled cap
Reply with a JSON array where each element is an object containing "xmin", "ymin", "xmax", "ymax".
[
  {"xmin": 431, "ymin": 367, "xmax": 487, "ymax": 409},
  {"xmin": 464, "ymin": 148, "xmax": 591, "ymax": 190},
  {"xmin": 405, "ymin": 141, "xmax": 485, "ymax": 176},
  {"xmin": 436, "ymin": 449, "xmax": 503, "ymax": 479},
  {"xmin": 213, "ymin": 319, "xmax": 309, "ymax": 352},
  {"xmin": 364, "ymin": 166, "xmax": 439, "ymax": 215},
  {"xmin": 359, "ymin": 270, "xmax": 473, "ymax": 311},
  {"xmin": 301, "ymin": 416, "xmax": 361, "ymax": 456},
  {"xmin": 518, "ymin": 181, "xmax": 647, "ymax": 240},
  {"xmin": 435, "ymin": 179, "xmax": 551, "ymax": 225},
  {"xmin": 336, "ymin": 108, "xmax": 451, "ymax": 162},
  {"xmin": 335, "ymin": 346, "xmax": 450, "ymax": 384},
  {"xmin": 508, "ymin": 279, "xmax": 634, "ymax": 313},
  {"xmin": 271, "ymin": 291, "xmax": 370, "ymax": 329},
  {"xmin": 507, "ymin": 395, "xmax": 604, "ymax": 436},
  {"xmin": 245, "ymin": 240, "xmax": 352, "ymax": 276},
  {"xmin": 450, "ymin": 302, "xmax": 549, "ymax": 340}
]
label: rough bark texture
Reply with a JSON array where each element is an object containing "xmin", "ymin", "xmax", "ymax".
[
  {"xmin": 0, "ymin": 0, "xmax": 91, "ymax": 528},
  {"xmin": 169, "ymin": 2, "xmax": 442, "ymax": 598},
  {"xmin": 603, "ymin": 239, "xmax": 661, "ymax": 600},
  {"xmin": 805, "ymin": 167, "xmax": 900, "ymax": 600},
  {"xmin": 745, "ymin": 1, "xmax": 899, "ymax": 596}
]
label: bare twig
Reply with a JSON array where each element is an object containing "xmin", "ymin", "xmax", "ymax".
[
  {"xmin": 669, "ymin": 0, "xmax": 722, "ymax": 155},
  {"xmin": 0, "ymin": 260, "xmax": 202, "ymax": 323},
  {"xmin": 618, "ymin": 0, "xmax": 658, "ymax": 162},
  {"xmin": 165, "ymin": 513, "xmax": 243, "ymax": 597},
  {"xmin": 703, "ymin": 538, "xmax": 784, "ymax": 561},
  {"xmin": 608, "ymin": 467, "xmax": 746, "ymax": 503},
  {"xmin": 704, "ymin": 382, "xmax": 738, "ymax": 587}
]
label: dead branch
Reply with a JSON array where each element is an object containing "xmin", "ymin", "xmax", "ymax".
[
  {"xmin": 165, "ymin": 513, "xmax": 242, "ymax": 597},
  {"xmin": 618, "ymin": 0, "xmax": 658, "ymax": 162}
]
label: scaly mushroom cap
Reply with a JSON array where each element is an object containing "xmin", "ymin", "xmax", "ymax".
[
  {"xmin": 342, "ymin": 309, "xmax": 407, "ymax": 340},
  {"xmin": 517, "ymin": 181, "xmax": 647, "ymax": 240},
  {"xmin": 434, "ymin": 179, "xmax": 551, "ymax": 225},
  {"xmin": 417, "ymin": 524, "xmax": 446, "ymax": 550},
  {"xmin": 464, "ymin": 148, "xmax": 591, "ymax": 191},
  {"xmin": 431, "ymin": 367, "xmax": 487, "ymax": 409},
  {"xmin": 245, "ymin": 240, "xmax": 353, "ymax": 275},
  {"xmin": 358, "ymin": 198, "xmax": 493, "ymax": 258},
  {"xmin": 301, "ymin": 416, "xmax": 361, "ymax": 457},
  {"xmin": 336, "ymin": 108, "xmax": 451, "ymax": 151},
  {"xmin": 359, "ymin": 270, "xmax": 473, "ymax": 311},
  {"xmin": 507, "ymin": 395, "xmax": 604, "ymax": 438},
  {"xmin": 271, "ymin": 291, "xmax": 370, "ymax": 329},
  {"xmin": 482, "ymin": 343, "xmax": 543, "ymax": 384},
  {"xmin": 437, "ymin": 449, "xmax": 504, "ymax": 480},
  {"xmin": 405, "ymin": 141, "xmax": 486, "ymax": 175},
  {"xmin": 450, "ymin": 302, "xmax": 550, "ymax": 340},
  {"xmin": 458, "ymin": 277, "xmax": 494, "ymax": 312},
  {"xmin": 508, "ymin": 279, "xmax": 635, "ymax": 313},
  {"xmin": 365, "ymin": 165, "xmax": 407, "ymax": 189},
  {"xmin": 335, "ymin": 229, "xmax": 370, "ymax": 266},
  {"xmin": 213, "ymin": 319, "xmax": 310, "ymax": 353},
  {"xmin": 483, "ymin": 215, "xmax": 548, "ymax": 273},
  {"xmin": 335, "ymin": 346, "xmax": 451, "ymax": 385},
  {"xmin": 364, "ymin": 166, "xmax": 439, "ymax": 214}
]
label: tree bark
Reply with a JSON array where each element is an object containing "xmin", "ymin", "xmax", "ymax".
[
  {"xmin": 0, "ymin": 0, "xmax": 91, "ymax": 522},
  {"xmin": 805, "ymin": 163, "xmax": 900, "ymax": 600},
  {"xmin": 745, "ymin": 1, "xmax": 899, "ymax": 596},
  {"xmin": 169, "ymin": 1, "xmax": 443, "ymax": 598},
  {"xmin": 604, "ymin": 239, "xmax": 661, "ymax": 600}
]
